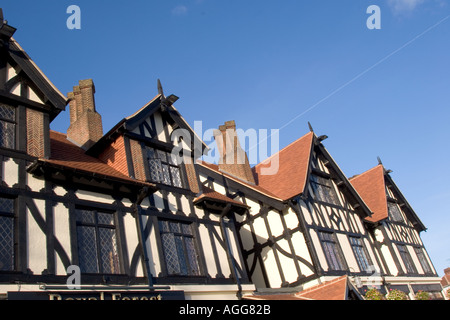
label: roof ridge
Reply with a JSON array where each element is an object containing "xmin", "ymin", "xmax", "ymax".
[{"xmin": 253, "ymin": 131, "xmax": 314, "ymax": 169}]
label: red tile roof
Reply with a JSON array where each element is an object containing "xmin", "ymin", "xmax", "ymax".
[
  {"xmin": 349, "ymin": 165, "xmax": 388, "ymax": 223},
  {"xmin": 39, "ymin": 130, "xmax": 152, "ymax": 187},
  {"xmin": 252, "ymin": 132, "xmax": 314, "ymax": 200},
  {"xmin": 244, "ymin": 275, "xmax": 352, "ymax": 300},
  {"xmin": 193, "ymin": 185, "xmax": 249, "ymax": 209}
]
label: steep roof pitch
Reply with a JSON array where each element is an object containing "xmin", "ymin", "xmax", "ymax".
[
  {"xmin": 350, "ymin": 164, "xmax": 426, "ymax": 231},
  {"xmin": 252, "ymin": 131, "xmax": 314, "ymax": 200},
  {"xmin": 349, "ymin": 165, "xmax": 388, "ymax": 223}
]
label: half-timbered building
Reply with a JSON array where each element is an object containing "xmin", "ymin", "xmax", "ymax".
[
  {"xmin": 0, "ymin": 15, "xmax": 255, "ymax": 300},
  {"xmin": 350, "ymin": 163, "xmax": 443, "ymax": 299},
  {"xmin": 197, "ymin": 121, "xmax": 443, "ymax": 299},
  {"xmin": 0, "ymin": 11, "xmax": 443, "ymax": 300}
]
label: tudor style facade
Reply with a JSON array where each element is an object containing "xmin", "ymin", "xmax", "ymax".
[
  {"xmin": 0, "ymin": 12, "xmax": 443, "ymax": 300},
  {"xmin": 196, "ymin": 122, "xmax": 443, "ymax": 299},
  {"xmin": 0, "ymin": 16, "xmax": 254, "ymax": 300}
]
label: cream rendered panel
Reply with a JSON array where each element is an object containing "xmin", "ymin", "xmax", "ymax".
[
  {"xmin": 166, "ymin": 192, "xmax": 177, "ymax": 213},
  {"xmin": 276, "ymin": 238, "xmax": 299, "ymax": 284},
  {"xmin": 337, "ymin": 233, "xmax": 359, "ymax": 272},
  {"xmin": 123, "ymin": 212, "xmax": 144, "ymax": 277},
  {"xmin": 266, "ymin": 210, "xmax": 283, "ymax": 238},
  {"xmin": 363, "ymin": 237, "xmax": 379, "ymax": 272},
  {"xmin": 152, "ymin": 191, "xmax": 165, "ymax": 211},
  {"xmin": 309, "ymin": 229, "xmax": 329, "ymax": 271},
  {"xmin": 26, "ymin": 173, "xmax": 45, "ymax": 192},
  {"xmin": 54, "ymin": 202, "xmax": 70, "ymax": 275},
  {"xmin": 247, "ymin": 252, "xmax": 266, "ymax": 288},
  {"xmin": 213, "ymin": 224, "xmax": 232, "ymax": 277},
  {"xmin": 262, "ymin": 246, "xmax": 282, "ymax": 287},
  {"xmin": 239, "ymin": 224, "xmax": 254, "ymax": 252},
  {"xmin": 3, "ymin": 158, "xmax": 18, "ymax": 186},
  {"xmin": 153, "ymin": 112, "xmax": 167, "ymax": 143},
  {"xmin": 407, "ymin": 245, "xmax": 424, "ymax": 274},
  {"xmin": 27, "ymin": 199, "xmax": 46, "ymax": 274},
  {"xmin": 291, "ymin": 231, "xmax": 315, "ymax": 276},
  {"xmin": 7, "ymin": 63, "xmax": 17, "ymax": 81},
  {"xmin": 299, "ymin": 200, "xmax": 313, "ymax": 225},
  {"xmin": 75, "ymin": 190, "xmax": 115, "ymax": 204},
  {"xmin": 197, "ymin": 223, "xmax": 218, "ymax": 278},
  {"xmin": 10, "ymin": 83, "xmax": 20, "ymax": 96},
  {"xmin": 28, "ymin": 88, "xmax": 44, "ymax": 104}
]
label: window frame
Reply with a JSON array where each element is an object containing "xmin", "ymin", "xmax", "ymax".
[
  {"xmin": 349, "ymin": 236, "xmax": 373, "ymax": 273},
  {"xmin": 0, "ymin": 104, "xmax": 16, "ymax": 150},
  {"xmin": 397, "ymin": 244, "xmax": 417, "ymax": 274},
  {"xmin": 0, "ymin": 196, "xmax": 16, "ymax": 272},
  {"xmin": 414, "ymin": 247, "xmax": 433, "ymax": 275},
  {"xmin": 75, "ymin": 207, "xmax": 121, "ymax": 275},
  {"xmin": 310, "ymin": 173, "xmax": 340, "ymax": 206},
  {"xmin": 146, "ymin": 146, "xmax": 185, "ymax": 189},
  {"xmin": 318, "ymin": 231, "xmax": 346, "ymax": 271},
  {"xmin": 158, "ymin": 219, "xmax": 202, "ymax": 277}
]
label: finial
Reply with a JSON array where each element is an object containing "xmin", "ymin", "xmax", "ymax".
[
  {"xmin": 308, "ymin": 122, "xmax": 314, "ymax": 132},
  {"xmin": 157, "ymin": 79, "xmax": 165, "ymax": 98},
  {"xmin": 377, "ymin": 156, "xmax": 383, "ymax": 165}
]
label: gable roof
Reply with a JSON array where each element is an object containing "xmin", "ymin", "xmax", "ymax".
[
  {"xmin": 28, "ymin": 131, "xmax": 154, "ymax": 190},
  {"xmin": 87, "ymin": 93, "xmax": 208, "ymax": 157},
  {"xmin": 349, "ymin": 165, "xmax": 388, "ymax": 223},
  {"xmin": 7, "ymin": 38, "xmax": 68, "ymax": 115},
  {"xmin": 350, "ymin": 164, "xmax": 426, "ymax": 231},
  {"xmin": 194, "ymin": 185, "xmax": 249, "ymax": 211},
  {"xmin": 252, "ymin": 131, "xmax": 314, "ymax": 200}
]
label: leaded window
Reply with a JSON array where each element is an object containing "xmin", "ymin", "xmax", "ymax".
[
  {"xmin": 310, "ymin": 174, "xmax": 340, "ymax": 205},
  {"xmin": 318, "ymin": 231, "xmax": 345, "ymax": 271},
  {"xmin": 414, "ymin": 247, "xmax": 433, "ymax": 274},
  {"xmin": 147, "ymin": 147, "xmax": 183, "ymax": 188},
  {"xmin": 0, "ymin": 197, "xmax": 15, "ymax": 271},
  {"xmin": 349, "ymin": 236, "xmax": 372, "ymax": 272},
  {"xmin": 397, "ymin": 244, "xmax": 417, "ymax": 274},
  {"xmin": 76, "ymin": 208, "xmax": 120, "ymax": 274},
  {"xmin": 158, "ymin": 220, "xmax": 201, "ymax": 276},
  {"xmin": 388, "ymin": 202, "xmax": 403, "ymax": 222},
  {"xmin": 0, "ymin": 105, "xmax": 15, "ymax": 149}
]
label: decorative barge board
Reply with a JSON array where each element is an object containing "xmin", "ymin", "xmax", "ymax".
[{"xmin": 350, "ymin": 164, "xmax": 443, "ymax": 299}]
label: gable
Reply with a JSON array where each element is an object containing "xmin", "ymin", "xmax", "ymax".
[
  {"xmin": 0, "ymin": 37, "xmax": 67, "ymax": 119},
  {"xmin": 88, "ymin": 93, "xmax": 207, "ymax": 158},
  {"xmin": 349, "ymin": 165, "xmax": 388, "ymax": 223},
  {"xmin": 252, "ymin": 131, "xmax": 314, "ymax": 200}
]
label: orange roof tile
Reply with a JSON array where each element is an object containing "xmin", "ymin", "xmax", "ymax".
[
  {"xmin": 349, "ymin": 165, "xmax": 388, "ymax": 223},
  {"xmin": 41, "ymin": 131, "xmax": 152, "ymax": 187},
  {"xmin": 252, "ymin": 131, "xmax": 314, "ymax": 200},
  {"xmin": 194, "ymin": 185, "xmax": 249, "ymax": 209},
  {"xmin": 244, "ymin": 275, "xmax": 352, "ymax": 300}
]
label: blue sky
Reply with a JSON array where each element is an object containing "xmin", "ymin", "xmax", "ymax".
[{"xmin": 3, "ymin": 1, "xmax": 449, "ymax": 277}]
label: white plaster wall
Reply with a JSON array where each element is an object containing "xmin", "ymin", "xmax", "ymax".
[
  {"xmin": 54, "ymin": 202, "xmax": 71, "ymax": 276},
  {"xmin": 27, "ymin": 199, "xmax": 47, "ymax": 274}
]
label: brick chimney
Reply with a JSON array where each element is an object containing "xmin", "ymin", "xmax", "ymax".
[
  {"xmin": 67, "ymin": 79, "xmax": 103, "ymax": 150},
  {"xmin": 214, "ymin": 120, "xmax": 256, "ymax": 184}
]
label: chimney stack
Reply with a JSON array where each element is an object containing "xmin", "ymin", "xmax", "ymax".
[
  {"xmin": 67, "ymin": 79, "xmax": 103, "ymax": 150},
  {"xmin": 214, "ymin": 120, "xmax": 256, "ymax": 184}
]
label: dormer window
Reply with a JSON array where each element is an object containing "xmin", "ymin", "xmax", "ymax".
[
  {"xmin": 0, "ymin": 105, "xmax": 15, "ymax": 149},
  {"xmin": 146, "ymin": 147, "xmax": 184, "ymax": 188},
  {"xmin": 310, "ymin": 173, "xmax": 340, "ymax": 205}
]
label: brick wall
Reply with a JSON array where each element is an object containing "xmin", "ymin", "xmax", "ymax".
[
  {"xmin": 98, "ymin": 135, "xmax": 129, "ymax": 177},
  {"xmin": 26, "ymin": 108, "xmax": 45, "ymax": 158}
]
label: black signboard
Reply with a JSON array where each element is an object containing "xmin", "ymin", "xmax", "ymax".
[{"xmin": 7, "ymin": 290, "xmax": 185, "ymax": 300}]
